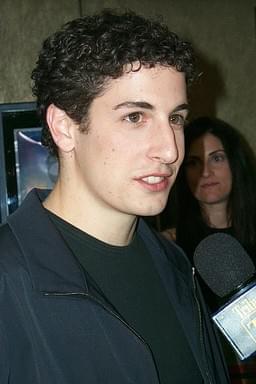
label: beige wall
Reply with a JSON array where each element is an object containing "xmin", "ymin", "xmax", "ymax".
[
  {"xmin": 0, "ymin": 0, "xmax": 79, "ymax": 103},
  {"xmin": 1, "ymin": 0, "xmax": 255, "ymax": 149}
]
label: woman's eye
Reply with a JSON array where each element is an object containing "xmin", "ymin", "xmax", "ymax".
[
  {"xmin": 169, "ymin": 114, "xmax": 186, "ymax": 127},
  {"xmin": 212, "ymin": 153, "xmax": 226, "ymax": 162},
  {"xmin": 124, "ymin": 112, "xmax": 142, "ymax": 123}
]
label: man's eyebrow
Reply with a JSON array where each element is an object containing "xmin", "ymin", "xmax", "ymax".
[
  {"xmin": 113, "ymin": 101, "xmax": 189, "ymax": 112},
  {"xmin": 113, "ymin": 101, "xmax": 153, "ymax": 110}
]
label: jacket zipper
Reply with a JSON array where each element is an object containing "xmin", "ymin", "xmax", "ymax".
[
  {"xmin": 192, "ymin": 267, "xmax": 213, "ymax": 384},
  {"xmin": 43, "ymin": 291, "xmax": 146, "ymax": 342},
  {"xmin": 43, "ymin": 290, "xmax": 160, "ymax": 382}
]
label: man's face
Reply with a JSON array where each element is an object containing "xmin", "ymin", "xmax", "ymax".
[{"xmin": 72, "ymin": 65, "xmax": 188, "ymax": 218}]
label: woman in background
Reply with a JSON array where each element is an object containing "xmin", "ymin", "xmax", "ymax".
[
  {"xmin": 169, "ymin": 116, "xmax": 256, "ymax": 265},
  {"xmin": 162, "ymin": 116, "xmax": 256, "ymax": 383}
]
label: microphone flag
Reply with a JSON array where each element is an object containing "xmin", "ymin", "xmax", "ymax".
[
  {"xmin": 194, "ymin": 233, "xmax": 256, "ymax": 360},
  {"xmin": 212, "ymin": 281, "xmax": 256, "ymax": 360}
]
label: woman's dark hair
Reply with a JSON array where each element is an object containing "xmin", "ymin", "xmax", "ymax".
[
  {"xmin": 175, "ymin": 116, "xmax": 256, "ymax": 258},
  {"xmin": 31, "ymin": 9, "xmax": 198, "ymax": 156}
]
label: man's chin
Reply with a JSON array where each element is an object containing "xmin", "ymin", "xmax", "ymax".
[{"xmin": 136, "ymin": 203, "xmax": 168, "ymax": 218}]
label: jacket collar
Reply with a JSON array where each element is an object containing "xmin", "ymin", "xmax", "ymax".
[
  {"xmin": 139, "ymin": 220, "xmax": 207, "ymax": 375},
  {"xmin": 7, "ymin": 189, "xmax": 89, "ymax": 294}
]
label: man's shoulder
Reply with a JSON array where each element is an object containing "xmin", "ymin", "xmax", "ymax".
[
  {"xmin": 0, "ymin": 221, "xmax": 23, "ymax": 262},
  {"xmin": 0, "ymin": 189, "xmax": 45, "ymax": 267},
  {"xmin": 0, "ymin": 222, "xmax": 26, "ymax": 290},
  {"xmin": 0, "ymin": 222, "xmax": 17, "ymax": 248}
]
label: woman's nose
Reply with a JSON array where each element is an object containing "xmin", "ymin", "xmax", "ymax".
[{"xmin": 201, "ymin": 160, "xmax": 212, "ymax": 177}]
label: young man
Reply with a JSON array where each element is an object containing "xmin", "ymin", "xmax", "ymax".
[{"xmin": 0, "ymin": 10, "xmax": 229, "ymax": 384}]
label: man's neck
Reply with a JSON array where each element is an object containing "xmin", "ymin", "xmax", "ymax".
[{"xmin": 43, "ymin": 181, "xmax": 138, "ymax": 246}]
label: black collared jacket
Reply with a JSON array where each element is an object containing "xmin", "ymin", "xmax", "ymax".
[{"xmin": 0, "ymin": 189, "xmax": 230, "ymax": 383}]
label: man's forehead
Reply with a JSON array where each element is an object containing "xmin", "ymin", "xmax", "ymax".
[
  {"xmin": 91, "ymin": 63, "xmax": 187, "ymax": 111},
  {"xmin": 105, "ymin": 64, "xmax": 187, "ymax": 94}
]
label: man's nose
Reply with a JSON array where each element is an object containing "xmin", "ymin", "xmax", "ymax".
[{"xmin": 147, "ymin": 121, "xmax": 180, "ymax": 164}]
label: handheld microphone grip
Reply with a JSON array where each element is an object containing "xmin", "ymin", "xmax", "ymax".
[{"xmin": 194, "ymin": 233, "xmax": 256, "ymax": 360}]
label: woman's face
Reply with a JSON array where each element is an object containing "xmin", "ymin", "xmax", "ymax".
[{"xmin": 185, "ymin": 133, "xmax": 232, "ymax": 206}]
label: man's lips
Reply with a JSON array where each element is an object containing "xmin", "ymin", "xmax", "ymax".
[
  {"xmin": 134, "ymin": 173, "xmax": 173, "ymax": 191},
  {"xmin": 140, "ymin": 175, "xmax": 166, "ymax": 184},
  {"xmin": 135, "ymin": 172, "xmax": 173, "ymax": 183}
]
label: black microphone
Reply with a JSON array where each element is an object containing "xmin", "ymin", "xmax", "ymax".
[{"xmin": 194, "ymin": 233, "xmax": 256, "ymax": 360}]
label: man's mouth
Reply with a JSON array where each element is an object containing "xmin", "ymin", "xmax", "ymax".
[
  {"xmin": 135, "ymin": 173, "xmax": 172, "ymax": 192},
  {"xmin": 141, "ymin": 176, "xmax": 165, "ymax": 184}
]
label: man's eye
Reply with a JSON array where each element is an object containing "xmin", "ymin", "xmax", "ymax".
[
  {"xmin": 169, "ymin": 114, "xmax": 186, "ymax": 127},
  {"xmin": 124, "ymin": 112, "xmax": 143, "ymax": 123}
]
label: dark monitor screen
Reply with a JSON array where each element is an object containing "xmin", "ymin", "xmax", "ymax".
[{"xmin": 0, "ymin": 102, "xmax": 58, "ymax": 223}]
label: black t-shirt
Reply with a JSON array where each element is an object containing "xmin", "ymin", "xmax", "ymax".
[{"xmin": 49, "ymin": 212, "xmax": 203, "ymax": 384}]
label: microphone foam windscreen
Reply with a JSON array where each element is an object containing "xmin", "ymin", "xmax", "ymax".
[{"xmin": 193, "ymin": 233, "xmax": 255, "ymax": 297}]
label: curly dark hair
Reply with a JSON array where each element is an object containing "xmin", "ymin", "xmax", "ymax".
[{"xmin": 31, "ymin": 9, "xmax": 197, "ymax": 156}]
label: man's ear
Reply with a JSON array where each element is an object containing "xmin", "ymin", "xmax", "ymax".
[{"xmin": 46, "ymin": 104, "xmax": 75, "ymax": 153}]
